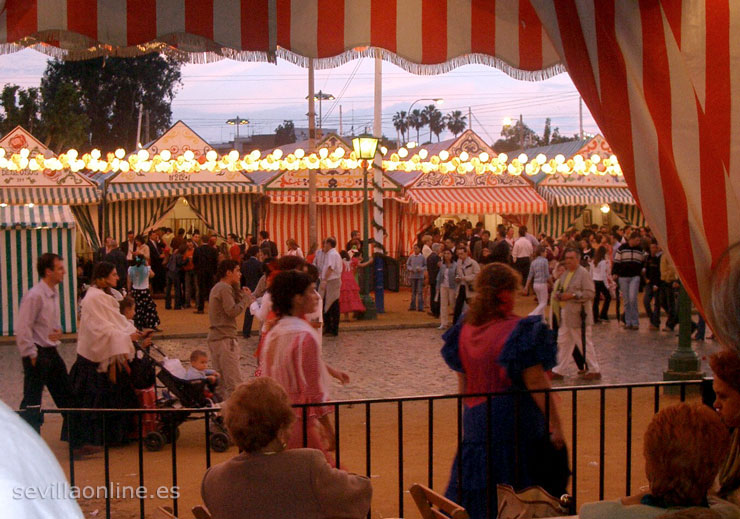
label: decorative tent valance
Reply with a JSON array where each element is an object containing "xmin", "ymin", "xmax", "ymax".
[
  {"xmin": 408, "ymin": 187, "xmax": 547, "ymax": 216},
  {"xmin": 0, "ymin": 185, "xmax": 100, "ymax": 205},
  {"xmin": 265, "ymin": 189, "xmax": 404, "ymax": 206},
  {"xmin": 106, "ymin": 182, "xmax": 259, "ymax": 202},
  {"xmin": 538, "ymin": 186, "xmax": 634, "ymax": 207}
]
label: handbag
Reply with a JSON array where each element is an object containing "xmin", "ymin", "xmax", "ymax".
[{"xmin": 496, "ymin": 484, "xmax": 571, "ymax": 519}]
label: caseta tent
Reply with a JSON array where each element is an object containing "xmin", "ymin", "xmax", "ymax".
[
  {"xmin": 0, "ymin": 126, "xmax": 102, "ymax": 250},
  {"xmin": 521, "ymin": 135, "xmax": 645, "ymax": 237},
  {"xmin": 103, "ymin": 121, "xmax": 260, "ymax": 242},
  {"xmin": 0, "ymin": 205, "xmax": 78, "ymax": 335},
  {"xmin": 258, "ymin": 135, "xmax": 412, "ymax": 257},
  {"xmin": 402, "ymin": 131, "xmax": 548, "ymax": 252}
]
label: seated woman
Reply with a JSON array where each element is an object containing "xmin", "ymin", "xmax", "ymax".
[
  {"xmin": 580, "ymin": 403, "xmax": 739, "ymax": 518},
  {"xmin": 441, "ymin": 263, "xmax": 567, "ymax": 519},
  {"xmin": 201, "ymin": 377, "xmax": 371, "ymax": 519},
  {"xmin": 710, "ymin": 350, "xmax": 740, "ymax": 505},
  {"xmin": 63, "ymin": 262, "xmax": 145, "ymax": 447}
]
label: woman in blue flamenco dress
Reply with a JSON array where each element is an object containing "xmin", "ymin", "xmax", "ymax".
[{"xmin": 441, "ymin": 263, "xmax": 570, "ymax": 519}]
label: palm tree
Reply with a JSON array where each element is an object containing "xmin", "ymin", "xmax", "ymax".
[
  {"xmin": 407, "ymin": 109, "xmax": 424, "ymax": 144},
  {"xmin": 428, "ymin": 110, "xmax": 445, "ymax": 142},
  {"xmin": 446, "ymin": 110, "xmax": 467, "ymax": 137},
  {"xmin": 421, "ymin": 104, "xmax": 438, "ymax": 142},
  {"xmin": 392, "ymin": 111, "xmax": 409, "ymax": 145}
]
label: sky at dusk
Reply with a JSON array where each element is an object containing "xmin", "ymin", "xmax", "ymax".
[{"xmin": 0, "ymin": 48, "xmax": 600, "ymax": 147}]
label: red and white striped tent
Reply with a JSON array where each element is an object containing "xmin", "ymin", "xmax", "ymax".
[
  {"xmin": 257, "ymin": 134, "xmax": 415, "ymax": 257},
  {"xmin": 1, "ymin": 0, "xmax": 735, "ymax": 336},
  {"xmin": 401, "ymin": 130, "xmax": 548, "ymax": 252}
]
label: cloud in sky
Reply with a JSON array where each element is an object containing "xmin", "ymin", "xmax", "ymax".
[{"xmin": 0, "ymin": 48, "xmax": 599, "ymax": 146}]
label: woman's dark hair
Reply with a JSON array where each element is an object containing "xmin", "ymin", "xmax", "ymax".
[
  {"xmin": 340, "ymin": 250, "xmax": 350, "ymax": 261},
  {"xmin": 37, "ymin": 253, "xmax": 61, "ymax": 279},
  {"xmin": 302, "ymin": 263, "xmax": 319, "ymax": 283},
  {"xmin": 92, "ymin": 261, "xmax": 116, "ymax": 281},
  {"xmin": 709, "ymin": 350, "xmax": 740, "ymax": 394},
  {"xmin": 246, "ymin": 245, "xmax": 260, "ymax": 258},
  {"xmin": 216, "ymin": 259, "xmax": 239, "ymax": 280},
  {"xmin": 467, "ymin": 263, "xmax": 521, "ymax": 326},
  {"xmin": 135, "ymin": 234, "xmax": 146, "ymax": 245},
  {"xmin": 594, "ymin": 245, "xmax": 607, "ymax": 266},
  {"xmin": 276, "ymin": 255, "xmax": 305, "ymax": 271},
  {"xmin": 270, "ymin": 270, "xmax": 313, "ymax": 317}
]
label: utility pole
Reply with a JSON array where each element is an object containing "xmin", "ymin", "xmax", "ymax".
[
  {"xmin": 579, "ymin": 97, "xmax": 584, "ymax": 140},
  {"xmin": 136, "ymin": 104, "xmax": 143, "ymax": 149},
  {"xmin": 339, "ymin": 105, "xmax": 343, "ymax": 136},
  {"xmin": 308, "ymin": 59, "xmax": 317, "ymax": 254},
  {"xmin": 144, "ymin": 110, "xmax": 150, "ymax": 145},
  {"xmin": 468, "ymin": 106, "xmax": 472, "ymax": 131},
  {"xmin": 519, "ymin": 113, "xmax": 524, "ymax": 149}
]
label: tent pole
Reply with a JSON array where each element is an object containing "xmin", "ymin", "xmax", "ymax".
[{"xmin": 308, "ymin": 59, "xmax": 317, "ymax": 253}]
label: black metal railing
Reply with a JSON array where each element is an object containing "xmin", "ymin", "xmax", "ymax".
[{"xmin": 27, "ymin": 379, "xmax": 713, "ymax": 519}]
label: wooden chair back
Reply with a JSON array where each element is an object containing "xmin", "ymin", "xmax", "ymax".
[
  {"xmin": 191, "ymin": 505, "xmax": 212, "ymax": 519},
  {"xmin": 155, "ymin": 507, "xmax": 177, "ymax": 519},
  {"xmin": 410, "ymin": 483, "xmax": 469, "ymax": 519}
]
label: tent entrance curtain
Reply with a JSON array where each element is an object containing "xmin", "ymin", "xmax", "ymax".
[
  {"xmin": 106, "ymin": 197, "xmax": 179, "ymax": 244},
  {"xmin": 70, "ymin": 205, "xmax": 101, "ymax": 250},
  {"xmin": 184, "ymin": 193, "xmax": 254, "ymax": 240},
  {"xmin": 610, "ymin": 203, "xmax": 647, "ymax": 228},
  {"xmin": 537, "ymin": 206, "xmax": 586, "ymax": 238}
]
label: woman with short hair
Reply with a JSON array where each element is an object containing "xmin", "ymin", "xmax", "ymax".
[
  {"xmin": 285, "ymin": 238, "xmax": 304, "ymax": 258},
  {"xmin": 201, "ymin": 377, "xmax": 371, "ymax": 519},
  {"xmin": 581, "ymin": 403, "xmax": 738, "ymax": 518}
]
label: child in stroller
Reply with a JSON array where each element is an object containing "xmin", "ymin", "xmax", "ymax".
[{"xmin": 184, "ymin": 350, "xmax": 221, "ymax": 402}]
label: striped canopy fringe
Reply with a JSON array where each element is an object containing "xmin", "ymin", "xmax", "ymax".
[
  {"xmin": 531, "ymin": 1, "xmax": 738, "ymax": 328},
  {"xmin": 106, "ymin": 182, "xmax": 258, "ymax": 202},
  {"xmin": 70, "ymin": 205, "xmax": 101, "ymax": 250},
  {"xmin": 610, "ymin": 203, "xmax": 647, "ymax": 229},
  {"xmin": 0, "ymin": 1, "xmax": 564, "ymax": 80},
  {"xmin": 0, "ymin": 225, "xmax": 77, "ymax": 335},
  {"xmin": 185, "ymin": 193, "xmax": 254, "ymax": 240},
  {"xmin": 536, "ymin": 206, "xmax": 586, "ymax": 238},
  {"xmin": 106, "ymin": 198, "xmax": 179, "ymax": 244},
  {"xmin": 538, "ymin": 186, "xmax": 635, "ymax": 206},
  {"xmin": 0, "ymin": 204, "xmax": 75, "ymax": 228},
  {"xmin": 0, "ymin": 186, "xmax": 100, "ymax": 205},
  {"xmin": 408, "ymin": 187, "xmax": 548, "ymax": 216}
]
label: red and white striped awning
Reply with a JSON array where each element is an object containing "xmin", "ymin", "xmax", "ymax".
[
  {"xmin": 266, "ymin": 189, "xmax": 405, "ymax": 205},
  {"xmin": 409, "ymin": 187, "xmax": 547, "ymax": 216},
  {"xmin": 0, "ymin": 0, "xmax": 563, "ymax": 77}
]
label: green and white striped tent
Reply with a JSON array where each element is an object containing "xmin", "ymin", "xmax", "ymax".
[
  {"xmin": 105, "ymin": 179, "xmax": 260, "ymax": 243},
  {"xmin": 0, "ymin": 205, "xmax": 77, "ymax": 335},
  {"xmin": 516, "ymin": 135, "xmax": 646, "ymax": 237}
]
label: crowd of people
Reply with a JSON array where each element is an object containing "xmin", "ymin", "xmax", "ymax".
[{"xmin": 12, "ymin": 219, "xmax": 740, "ymax": 519}]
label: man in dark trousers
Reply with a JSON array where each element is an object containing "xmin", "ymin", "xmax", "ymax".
[
  {"xmin": 240, "ymin": 246, "xmax": 264, "ymax": 337},
  {"xmin": 194, "ymin": 236, "xmax": 219, "ymax": 314},
  {"xmin": 147, "ymin": 230, "xmax": 165, "ymax": 293},
  {"xmin": 15, "ymin": 254, "xmax": 75, "ymax": 433},
  {"xmin": 490, "ymin": 227, "xmax": 511, "ymax": 264},
  {"xmin": 426, "ymin": 242, "xmax": 441, "ymax": 318},
  {"xmin": 258, "ymin": 230, "xmax": 279, "ymax": 259},
  {"xmin": 103, "ymin": 239, "xmax": 128, "ymax": 291}
]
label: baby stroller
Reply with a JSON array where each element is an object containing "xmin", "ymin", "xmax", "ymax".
[{"xmin": 131, "ymin": 343, "xmax": 231, "ymax": 453}]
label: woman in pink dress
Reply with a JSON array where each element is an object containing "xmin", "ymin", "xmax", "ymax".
[
  {"xmin": 339, "ymin": 250, "xmax": 365, "ymax": 320},
  {"xmin": 259, "ymin": 270, "xmax": 349, "ymax": 466}
]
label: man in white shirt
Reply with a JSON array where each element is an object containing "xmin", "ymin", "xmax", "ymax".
[
  {"xmin": 421, "ymin": 234, "xmax": 433, "ymax": 259},
  {"xmin": 319, "ymin": 237, "xmax": 343, "ymax": 336},
  {"xmin": 512, "ymin": 226, "xmax": 534, "ymax": 282},
  {"xmin": 15, "ymin": 253, "xmax": 74, "ymax": 433}
]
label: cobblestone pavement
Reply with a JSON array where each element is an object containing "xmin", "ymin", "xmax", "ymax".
[{"xmin": 0, "ymin": 316, "xmax": 721, "ymax": 409}]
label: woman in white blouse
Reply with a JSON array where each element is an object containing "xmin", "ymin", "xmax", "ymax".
[{"xmin": 285, "ymin": 238, "xmax": 304, "ymax": 258}]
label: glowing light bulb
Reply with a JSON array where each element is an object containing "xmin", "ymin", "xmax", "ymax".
[
  {"xmin": 555, "ymin": 154, "xmax": 565, "ymax": 164},
  {"xmin": 206, "ymin": 150, "xmax": 217, "ymax": 162},
  {"xmin": 295, "ymin": 149, "xmax": 305, "ymax": 159},
  {"xmin": 319, "ymin": 148, "xmax": 328, "ymax": 159},
  {"xmin": 273, "ymin": 149, "xmax": 283, "ymax": 159},
  {"xmin": 91, "ymin": 149, "xmax": 101, "ymax": 160},
  {"xmin": 419, "ymin": 149, "xmax": 428, "ymax": 160},
  {"xmin": 137, "ymin": 149, "xmax": 149, "ymax": 161},
  {"xmin": 479, "ymin": 152, "xmax": 489, "ymax": 162},
  {"xmin": 20, "ymin": 148, "xmax": 30, "ymax": 159},
  {"xmin": 398, "ymin": 148, "xmax": 408, "ymax": 158},
  {"xmin": 459, "ymin": 151, "xmax": 469, "ymax": 162},
  {"xmin": 439, "ymin": 150, "xmax": 449, "ymax": 161},
  {"xmin": 228, "ymin": 150, "xmax": 239, "ymax": 162},
  {"xmin": 184, "ymin": 150, "xmax": 195, "ymax": 161},
  {"xmin": 536, "ymin": 153, "xmax": 546, "ymax": 165},
  {"xmin": 160, "ymin": 150, "xmax": 171, "ymax": 161},
  {"xmin": 115, "ymin": 148, "xmax": 125, "ymax": 159},
  {"xmin": 518, "ymin": 153, "xmax": 528, "ymax": 164}
]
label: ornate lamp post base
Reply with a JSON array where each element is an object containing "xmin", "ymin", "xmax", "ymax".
[
  {"xmin": 358, "ymin": 294, "xmax": 377, "ymax": 320},
  {"xmin": 663, "ymin": 285, "xmax": 703, "ymax": 394}
]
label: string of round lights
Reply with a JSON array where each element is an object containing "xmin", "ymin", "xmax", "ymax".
[{"xmin": 0, "ymin": 146, "xmax": 623, "ymax": 177}]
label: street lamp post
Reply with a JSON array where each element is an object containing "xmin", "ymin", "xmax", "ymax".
[
  {"xmin": 306, "ymin": 90, "xmax": 335, "ymax": 134},
  {"xmin": 225, "ymin": 116, "xmax": 249, "ymax": 144},
  {"xmin": 352, "ymin": 134, "xmax": 379, "ymax": 320}
]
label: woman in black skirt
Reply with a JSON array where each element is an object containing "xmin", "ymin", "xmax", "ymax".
[
  {"xmin": 63, "ymin": 262, "xmax": 145, "ymax": 448},
  {"xmin": 127, "ymin": 253, "xmax": 160, "ymax": 330}
]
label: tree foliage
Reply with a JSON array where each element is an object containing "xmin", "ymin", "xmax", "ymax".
[
  {"xmin": 445, "ymin": 110, "xmax": 467, "ymax": 137},
  {"xmin": 41, "ymin": 54, "xmax": 182, "ymax": 151},
  {"xmin": 493, "ymin": 117, "xmax": 580, "ymax": 152},
  {"xmin": 274, "ymin": 120, "xmax": 296, "ymax": 145}
]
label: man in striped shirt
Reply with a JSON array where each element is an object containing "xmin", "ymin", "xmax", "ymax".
[{"xmin": 613, "ymin": 232, "xmax": 646, "ymax": 330}]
